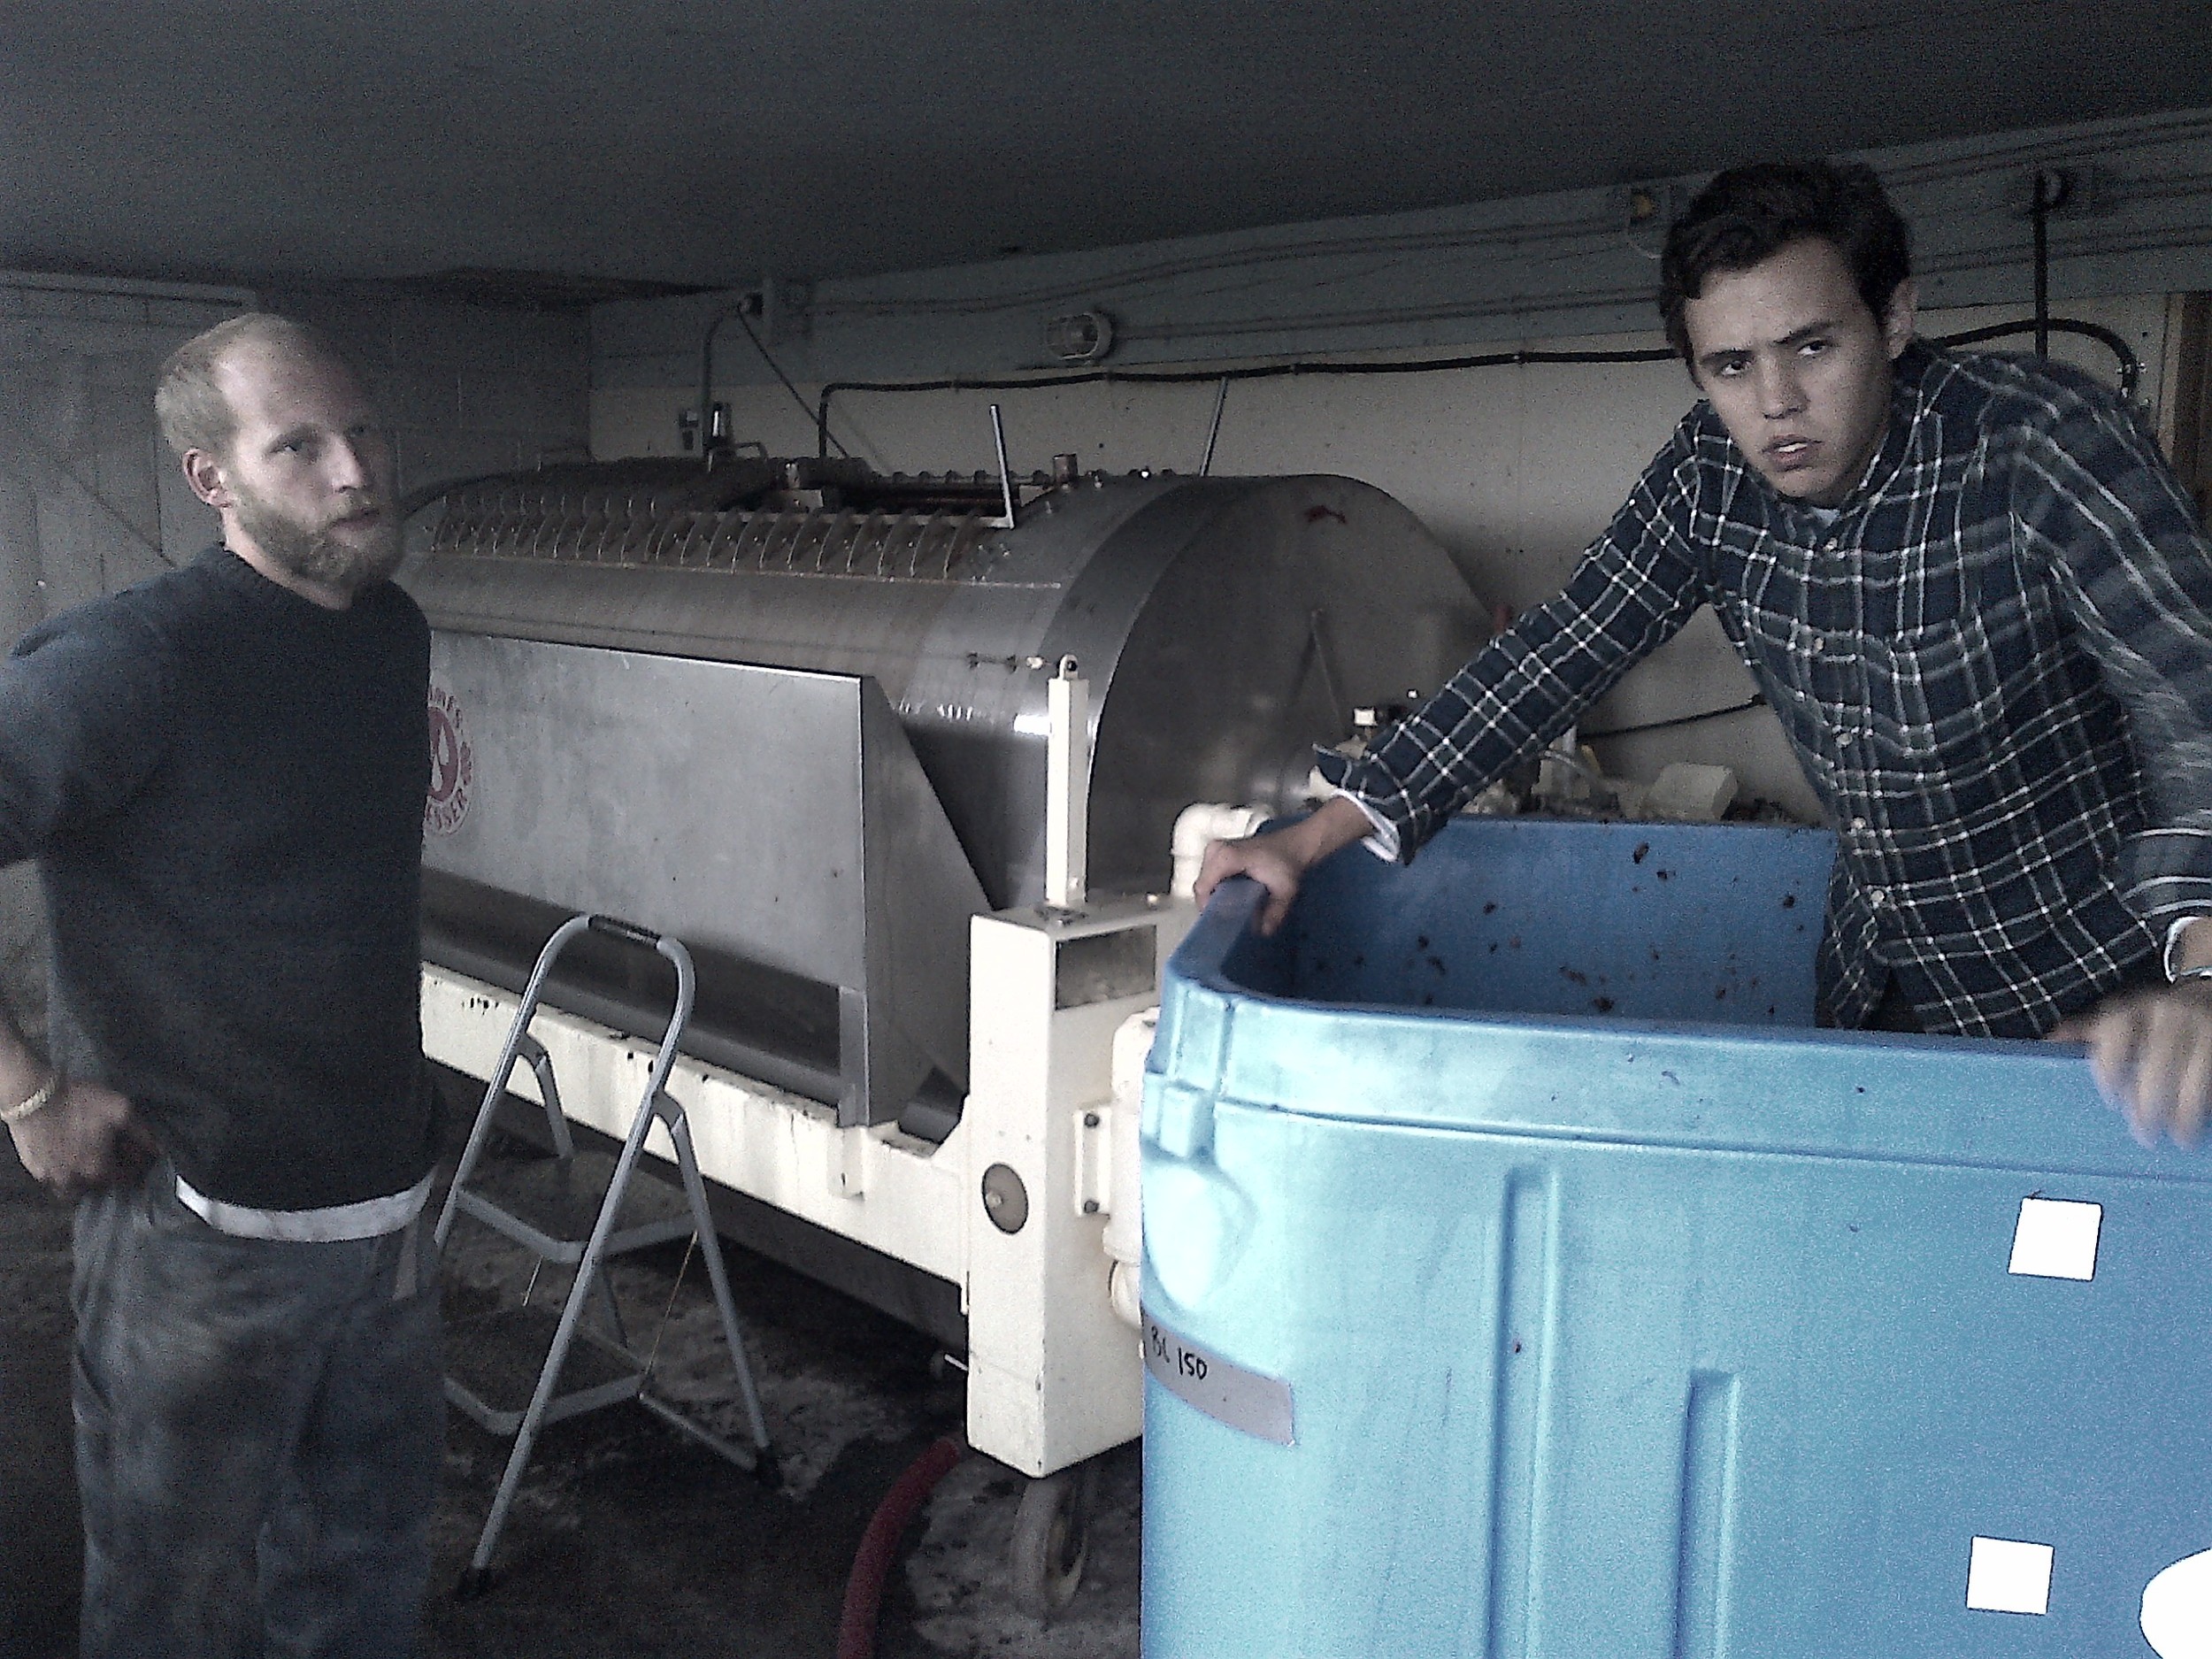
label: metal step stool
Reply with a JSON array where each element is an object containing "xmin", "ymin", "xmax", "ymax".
[{"xmin": 434, "ymin": 912, "xmax": 775, "ymax": 1588}]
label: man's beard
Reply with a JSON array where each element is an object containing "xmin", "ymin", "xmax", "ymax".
[{"xmin": 232, "ymin": 486, "xmax": 403, "ymax": 595}]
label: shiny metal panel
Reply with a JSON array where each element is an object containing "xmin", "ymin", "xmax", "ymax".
[
  {"xmin": 405, "ymin": 459, "xmax": 1485, "ymax": 1121},
  {"xmin": 425, "ymin": 634, "xmax": 987, "ymax": 1124},
  {"xmin": 430, "ymin": 635, "xmax": 871, "ymax": 983},
  {"xmin": 406, "ymin": 468, "xmax": 1484, "ymax": 910}
]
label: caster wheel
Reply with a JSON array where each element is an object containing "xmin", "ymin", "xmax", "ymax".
[
  {"xmin": 1010, "ymin": 1458, "xmax": 1100, "ymax": 1620},
  {"xmin": 453, "ymin": 1564, "xmax": 500, "ymax": 1600},
  {"xmin": 752, "ymin": 1442, "xmax": 782, "ymax": 1490}
]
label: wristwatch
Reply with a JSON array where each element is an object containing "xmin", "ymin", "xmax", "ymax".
[{"xmin": 2163, "ymin": 917, "xmax": 2212, "ymax": 984}]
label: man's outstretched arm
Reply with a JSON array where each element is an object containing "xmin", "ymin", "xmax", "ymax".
[
  {"xmin": 1197, "ymin": 428, "xmax": 1717, "ymax": 941},
  {"xmin": 2051, "ymin": 916, "xmax": 2212, "ymax": 1148},
  {"xmin": 2014, "ymin": 378, "xmax": 2212, "ymax": 1145},
  {"xmin": 1194, "ymin": 796, "xmax": 1375, "ymax": 937}
]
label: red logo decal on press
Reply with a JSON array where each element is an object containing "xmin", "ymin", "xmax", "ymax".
[{"xmin": 425, "ymin": 684, "xmax": 474, "ymax": 837}]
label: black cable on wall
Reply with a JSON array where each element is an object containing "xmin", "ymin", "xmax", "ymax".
[{"xmin": 804, "ymin": 318, "xmax": 2142, "ymax": 459}]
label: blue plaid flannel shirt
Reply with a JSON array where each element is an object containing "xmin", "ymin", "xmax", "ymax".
[{"xmin": 1320, "ymin": 342, "xmax": 2212, "ymax": 1038}]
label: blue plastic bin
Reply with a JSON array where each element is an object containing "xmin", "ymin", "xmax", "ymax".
[{"xmin": 1141, "ymin": 817, "xmax": 2212, "ymax": 1657}]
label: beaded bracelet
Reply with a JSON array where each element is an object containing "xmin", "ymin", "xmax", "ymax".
[{"xmin": 0, "ymin": 1071, "xmax": 60, "ymax": 1125}]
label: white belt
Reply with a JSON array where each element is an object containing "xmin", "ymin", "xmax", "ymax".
[{"xmin": 175, "ymin": 1169, "xmax": 434, "ymax": 1241}]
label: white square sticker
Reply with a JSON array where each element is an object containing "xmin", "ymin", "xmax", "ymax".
[
  {"xmin": 2008, "ymin": 1197, "xmax": 2102, "ymax": 1281},
  {"xmin": 1967, "ymin": 1536, "xmax": 2054, "ymax": 1615}
]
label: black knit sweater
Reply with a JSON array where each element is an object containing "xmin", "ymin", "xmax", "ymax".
[{"xmin": 0, "ymin": 547, "xmax": 435, "ymax": 1210}]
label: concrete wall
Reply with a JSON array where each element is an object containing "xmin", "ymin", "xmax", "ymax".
[{"xmin": 589, "ymin": 106, "xmax": 2212, "ymax": 825}]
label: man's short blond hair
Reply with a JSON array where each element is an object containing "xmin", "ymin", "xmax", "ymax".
[{"xmin": 154, "ymin": 313, "xmax": 349, "ymax": 459}]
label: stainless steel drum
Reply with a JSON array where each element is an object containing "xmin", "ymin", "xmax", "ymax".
[{"xmin": 404, "ymin": 456, "xmax": 1485, "ymax": 1125}]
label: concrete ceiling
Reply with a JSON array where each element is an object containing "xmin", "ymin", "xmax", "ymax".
[{"xmin": 4, "ymin": 0, "xmax": 2209, "ymax": 298}]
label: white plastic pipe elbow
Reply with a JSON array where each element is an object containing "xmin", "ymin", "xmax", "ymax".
[{"xmin": 1170, "ymin": 803, "xmax": 1270, "ymax": 900}]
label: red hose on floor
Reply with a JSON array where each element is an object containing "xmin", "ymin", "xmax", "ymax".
[{"xmin": 835, "ymin": 1432, "xmax": 968, "ymax": 1659}]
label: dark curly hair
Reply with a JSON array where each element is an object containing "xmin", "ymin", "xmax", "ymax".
[{"xmin": 1658, "ymin": 160, "xmax": 1912, "ymax": 362}]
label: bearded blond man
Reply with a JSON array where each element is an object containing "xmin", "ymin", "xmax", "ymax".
[{"xmin": 0, "ymin": 313, "xmax": 440, "ymax": 1658}]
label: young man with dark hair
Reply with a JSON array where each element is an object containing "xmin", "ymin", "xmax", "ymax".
[
  {"xmin": 1202, "ymin": 158, "xmax": 2212, "ymax": 1146},
  {"xmin": 0, "ymin": 314, "xmax": 441, "ymax": 1655}
]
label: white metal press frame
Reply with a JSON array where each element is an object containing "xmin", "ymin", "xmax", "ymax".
[{"xmin": 418, "ymin": 658, "xmax": 1192, "ymax": 1486}]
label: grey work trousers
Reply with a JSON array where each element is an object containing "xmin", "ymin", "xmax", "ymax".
[{"xmin": 71, "ymin": 1161, "xmax": 442, "ymax": 1659}]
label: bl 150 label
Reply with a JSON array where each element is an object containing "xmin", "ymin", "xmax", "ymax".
[
  {"xmin": 1142, "ymin": 1311, "xmax": 1294, "ymax": 1446},
  {"xmin": 1148, "ymin": 1321, "xmax": 1209, "ymax": 1380}
]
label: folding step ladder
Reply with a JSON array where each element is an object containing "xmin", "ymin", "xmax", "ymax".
[{"xmin": 434, "ymin": 912, "xmax": 774, "ymax": 1587}]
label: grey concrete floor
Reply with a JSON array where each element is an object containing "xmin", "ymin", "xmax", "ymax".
[{"xmin": 0, "ymin": 1133, "xmax": 1141, "ymax": 1659}]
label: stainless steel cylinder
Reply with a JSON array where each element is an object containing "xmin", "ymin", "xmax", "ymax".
[{"xmin": 404, "ymin": 457, "xmax": 1486, "ymax": 910}]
